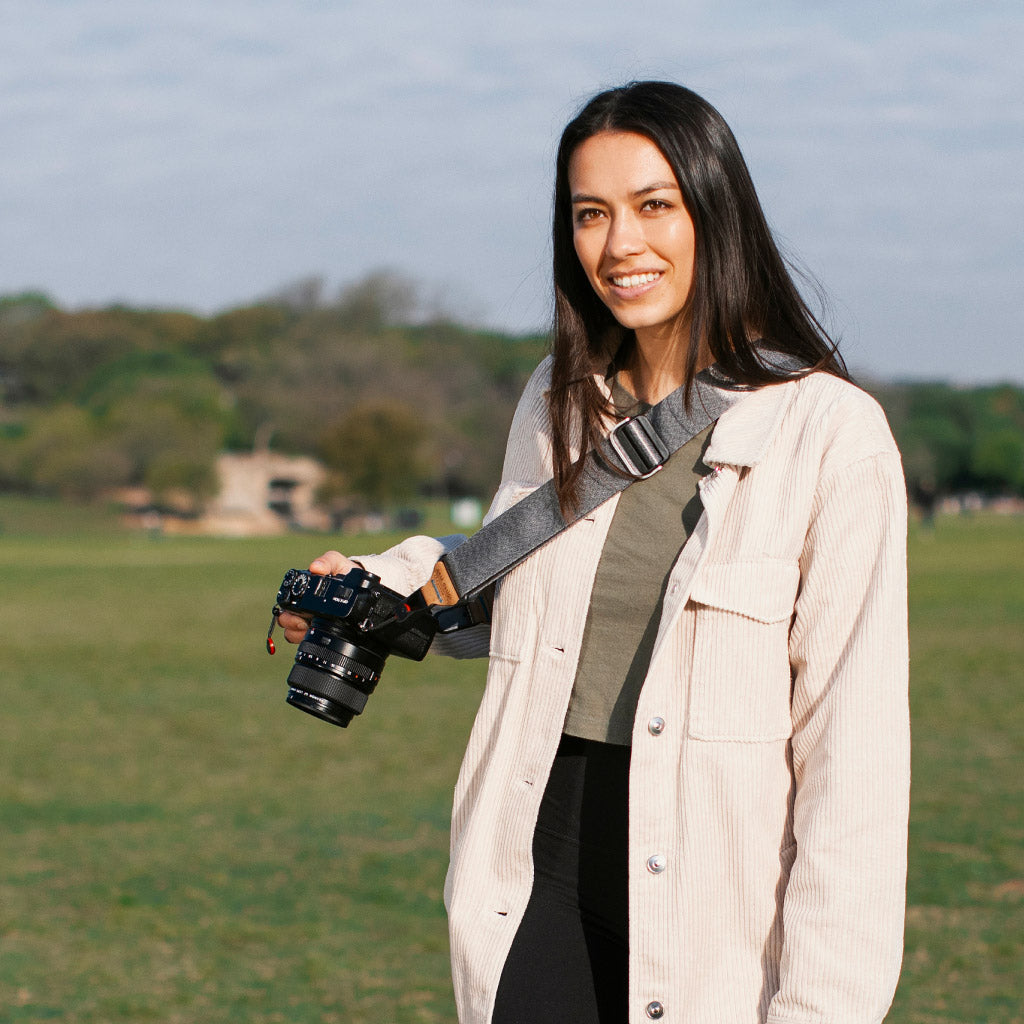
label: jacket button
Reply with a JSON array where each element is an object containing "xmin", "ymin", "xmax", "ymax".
[
  {"xmin": 646, "ymin": 854, "xmax": 666, "ymax": 874},
  {"xmin": 648, "ymin": 716, "xmax": 666, "ymax": 736},
  {"xmin": 646, "ymin": 1000, "xmax": 665, "ymax": 1019}
]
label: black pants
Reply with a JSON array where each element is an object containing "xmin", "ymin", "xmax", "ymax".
[{"xmin": 492, "ymin": 734, "xmax": 630, "ymax": 1024}]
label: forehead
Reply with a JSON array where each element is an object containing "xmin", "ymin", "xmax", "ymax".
[{"xmin": 568, "ymin": 131, "xmax": 678, "ymax": 195}]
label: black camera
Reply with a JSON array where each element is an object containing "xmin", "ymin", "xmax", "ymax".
[{"xmin": 271, "ymin": 567, "xmax": 438, "ymax": 728}]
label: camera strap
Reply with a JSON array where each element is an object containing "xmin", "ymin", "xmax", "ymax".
[{"xmin": 413, "ymin": 367, "xmax": 748, "ymax": 632}]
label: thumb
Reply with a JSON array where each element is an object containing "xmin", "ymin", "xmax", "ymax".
[{"xmin": 309, "ymin": 550, "xmax": 356, "ymax": 575}]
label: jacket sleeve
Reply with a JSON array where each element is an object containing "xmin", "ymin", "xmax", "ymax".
[
  {"xmin": 354, "ymin": 357, "xmax": 555, "ymax": 660},
  {"xmin": 768, "ymin": 443, "xmax": 910, "ymax": 1024}
]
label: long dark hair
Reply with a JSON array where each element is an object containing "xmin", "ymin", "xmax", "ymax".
[{"xmin": 549, "ymin": 80, "xmax": 849, "ymax": 512}]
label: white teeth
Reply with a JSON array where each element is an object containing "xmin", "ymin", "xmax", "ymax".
[{"xmin": 611, "ymin": 272, "xmax": 659, "ymax": 288}]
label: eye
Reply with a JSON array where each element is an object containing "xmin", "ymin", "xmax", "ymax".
[
  {"xmin": 573, "ymin": 206, "xmax": 604, "ymax": 225},
  {"xmin": 641, "ymin": 198, "xmax": 672, "ymax": 212}
]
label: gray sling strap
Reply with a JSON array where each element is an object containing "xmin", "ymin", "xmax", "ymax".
[{"xmin": 421, "ymin": 368, "xmax": 746, "ymax": 624}]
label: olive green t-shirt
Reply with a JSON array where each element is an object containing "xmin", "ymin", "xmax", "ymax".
[{"xmin": 562, "ymin": 383, "xmax": 714, "ymax": 746}]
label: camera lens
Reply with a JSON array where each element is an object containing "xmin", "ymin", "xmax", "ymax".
[{"xmin": 285, "ymin": 622, "xmax": 388, "ymax": 728}]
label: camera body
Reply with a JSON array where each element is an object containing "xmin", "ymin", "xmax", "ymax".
[{"xmin": 276, "ymin": 567, "xmax": 437, "ymax": 728}]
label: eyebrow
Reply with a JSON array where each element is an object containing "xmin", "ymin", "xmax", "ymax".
[{"xmin": 571, "ymin": 181, "xmax": 681, "ymax": 204}]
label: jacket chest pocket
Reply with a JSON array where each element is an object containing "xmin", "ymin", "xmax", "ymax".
[{"xmin": 686, "ymin": 559, "xmax": 800, "ymax": 742}]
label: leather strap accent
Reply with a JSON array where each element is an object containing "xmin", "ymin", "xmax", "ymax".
[{"xmin": 419, "ymin": 561, "xmax": 460, "ymax": 608}]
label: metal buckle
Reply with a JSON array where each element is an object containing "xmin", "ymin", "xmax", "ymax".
[{"xmin": 608, "ymin": 414, "xmax": 671, "ymax": 479}]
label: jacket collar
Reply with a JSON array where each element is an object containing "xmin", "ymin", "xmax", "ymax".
[
  {"xmin": 702, "ymin": 378, "xmax": 799, "ymax": 469},
  {"xmin": 594, "ymin": 355, "xmax": 803, "ymax": 470}
]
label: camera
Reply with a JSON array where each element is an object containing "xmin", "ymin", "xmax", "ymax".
[{"xmin": 272, "ymin": 567, "xmax": 437, "ymax": 728}]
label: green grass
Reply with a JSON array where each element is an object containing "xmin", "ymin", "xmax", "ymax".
[
  {"xmin": 891, "ymin": 514, "xmax": 1024, "ymax": 1024},
  {"xmin": 0, "ymin": 498, "xmax": 1021, "ymax": 1022}
]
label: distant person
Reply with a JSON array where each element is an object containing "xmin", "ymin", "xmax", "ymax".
[
  {"xmin": 278, "ymin": 81, "xmax": 909, "ymax": 1023},
  {"xmin": 913, "ymin": 476, "xmax": 938, "ymax": 528}
]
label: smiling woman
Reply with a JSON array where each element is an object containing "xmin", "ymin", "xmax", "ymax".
[
  {"xmin": 278, "ymin": 81, "xmax": 909, "ymax": 1024},
  {"xmin": 569, "ymin": 131, "xmax": 699, "ymax": 400},
  {"xmin": 547, "ymin": 81, "xmax": 852, "ymax": 517}
]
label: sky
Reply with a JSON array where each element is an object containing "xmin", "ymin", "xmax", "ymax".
[{"xmin": 1, "ymin": 0, "xmax": 1021, "ymax": 384}]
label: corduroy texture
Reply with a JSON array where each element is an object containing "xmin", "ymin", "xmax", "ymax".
[{"xmin": 356, "ymin": 357, "xmax": 909, "ymax": 1024}]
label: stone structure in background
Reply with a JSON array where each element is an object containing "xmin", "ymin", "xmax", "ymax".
[{"xmin": 198, "ymin": 451, "xmax": 329, "ymax": 536}]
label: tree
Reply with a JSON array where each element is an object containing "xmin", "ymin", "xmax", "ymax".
[
  {"xmin": 972, "ymin": 428, "xmax": 1024, "ymax": 492},
  {"xmin": 0, "ymin": 290, "xmax": 56, "ymax": 326},
  {"xmin": 1, "ymin": 308, "xmax": 161, "ymax": 404},
  {"xmin": 333, "ymin": 270, "xmax": 418, "ymax": 332},
  {"xmin": 6, "ymin": 405, "xmax": 132, "ymax": 498},
  {"xmin": 318, "ymin": 399, "xmax": 429, "ymax": 507},
  {"xmin": 264, "ymin": 275, "xmax": 327, "ymax": 314}
]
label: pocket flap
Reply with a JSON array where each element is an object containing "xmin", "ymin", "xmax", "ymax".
[{"xmin": 689, "ymin": 559, "xmax": 800, "ymax": 623}]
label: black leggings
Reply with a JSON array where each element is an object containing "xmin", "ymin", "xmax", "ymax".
[{"xmin": 491, "ymin": 734, "xmax": 630, "ymax": 1024}]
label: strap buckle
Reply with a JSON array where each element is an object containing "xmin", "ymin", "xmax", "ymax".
[{"xmin": 608, "ymin": 414, "xmax": 671, "ymax": 479}]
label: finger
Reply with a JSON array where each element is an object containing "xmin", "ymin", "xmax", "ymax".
[
  {"xmin": 283, "ymin": 623, "xmax": 310, "ymax": 644},
  {"xmin": 309, "ymin": 550, "xmax": 356, "ymax": 575},
  {"xmin": 277, "ymin": 610, "xmax": 310, "ymax": 631},
  {"xmin": 277, "ymin": 610, "xmax": 312, "ymax": 645}
]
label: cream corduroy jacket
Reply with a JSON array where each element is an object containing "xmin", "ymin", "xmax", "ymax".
[{"xmin": 357, "ymin": 358, "xmax": 910, "ymax": 1024}]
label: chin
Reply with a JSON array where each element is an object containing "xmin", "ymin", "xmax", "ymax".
[{"xmin": 611, "ymin": 310, "xmax": 673, "ymax": 333}]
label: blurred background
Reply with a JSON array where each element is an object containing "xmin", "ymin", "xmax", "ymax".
[{"xmin": 0, "ymin": 2, "xmax": 1021, "ymax": 1022}]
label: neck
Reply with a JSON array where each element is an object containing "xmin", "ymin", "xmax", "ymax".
[{"xmin": 619, "ymin": 324, "xmax": 711, "ymax": 404}]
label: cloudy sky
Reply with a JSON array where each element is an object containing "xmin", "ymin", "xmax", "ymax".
[{"xmin": 2, "ymin": 0, "xmax": 1021, "ymax": 383}]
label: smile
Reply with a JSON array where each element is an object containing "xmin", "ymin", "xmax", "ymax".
[{"xmin": 609, "ymin": 271, "xmax": 662, "ymax": 289}]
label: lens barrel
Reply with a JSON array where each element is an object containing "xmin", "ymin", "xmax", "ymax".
[{"xmin": 285, "ymin": 622, "xmax": 388, "ymax": 728}]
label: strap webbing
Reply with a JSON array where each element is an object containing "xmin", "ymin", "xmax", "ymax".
[{"xmin": 434, "ymin": 369, "xmax": 743, "ymax": 604}]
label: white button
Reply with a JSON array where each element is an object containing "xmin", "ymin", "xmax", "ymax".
[
  {"xmin": 647, "ymin": 854, "xmax": 667, "ymax": 874},
  {"xmin": 648, "ymin": 716, "xmax": 666, "ymax": 736},
  {"xmin": 646, "ymin": 1000, "xmax": 665, "ymax": 1019},
  {"xmin": 668, "ymin": 582, "xmax": 679, "ymax": 596}
]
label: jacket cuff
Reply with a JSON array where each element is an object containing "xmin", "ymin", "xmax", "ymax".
[{"xmin": 354, "ymin": 533, "xmax": 468, "ymax": 597}]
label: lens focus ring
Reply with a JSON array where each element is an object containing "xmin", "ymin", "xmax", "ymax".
[
  {"xmin": 295, "ymin": 638, "xmax": 382, "ymax": 686},
  {"xmin": 286, "ymin": 664, "xmax": 371, "ymax": 714}
]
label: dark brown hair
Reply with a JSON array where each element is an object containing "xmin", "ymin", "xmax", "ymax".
[{"xmin": 549, "ymin": 81, "xmax": 849, "ymax": 513}]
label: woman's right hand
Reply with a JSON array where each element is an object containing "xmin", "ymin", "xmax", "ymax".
[{"xmin": 277, "ymin": 550, "xmax": 359, "ymax": 644}]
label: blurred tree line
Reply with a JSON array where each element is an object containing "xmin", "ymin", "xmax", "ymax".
[
  {"xmin": 0, "ymin": 274, "xmax": 546, "ymax": 510},
  {"xmin": 1, "ymin": 278, "xmax": 1022, "ymax": 511},
  {"xmin": 871, "ymin": 380, "xmax": 1024, "ymax": 508}
]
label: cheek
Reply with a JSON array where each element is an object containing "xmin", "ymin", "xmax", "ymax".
[
  {"xmin": 573, "ymin": 229, "xmax": 600, "ymax": 277},
  {"xmin": 655, "ymin": 220, "xmax": 696, "ymax": 267}
]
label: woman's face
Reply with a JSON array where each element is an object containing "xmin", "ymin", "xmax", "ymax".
[{"xmin": 568, "ymin": 131, "xmax": 696, "ymax": 346}]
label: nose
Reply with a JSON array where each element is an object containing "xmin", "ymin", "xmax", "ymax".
[{"xmin": 605, "ymin": 211, "xmax": 645, "ymax": 259}]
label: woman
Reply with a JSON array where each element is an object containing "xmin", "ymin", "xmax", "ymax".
[{"xmin": 279, "ymin": 82, "xmax": 909, "ymax": 1024}]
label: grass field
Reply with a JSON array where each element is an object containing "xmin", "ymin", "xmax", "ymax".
[{"xmin": 1, "ymin": 497, "xmax": 1021, "ymax": 1023}]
